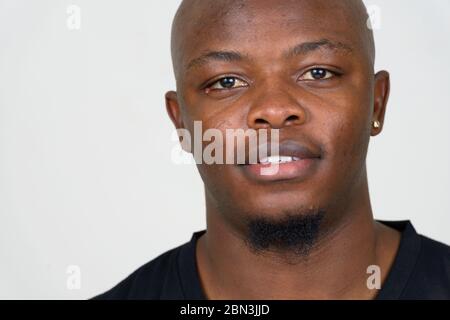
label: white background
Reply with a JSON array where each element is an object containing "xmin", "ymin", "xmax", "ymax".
[{"xmin": 0, "ymin": 0, "xmax": 449, "ymax": 299}]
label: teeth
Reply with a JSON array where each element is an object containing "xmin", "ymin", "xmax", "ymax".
[{"xmin": 259, "ymin": 156, "xmax": 301, "ymax": 164}]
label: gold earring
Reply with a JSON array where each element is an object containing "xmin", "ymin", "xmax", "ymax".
[{"xmin": 373, "ymin": 120, "xmax": 381, "ymax": 129}]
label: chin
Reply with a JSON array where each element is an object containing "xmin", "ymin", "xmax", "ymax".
[
  {"xmin": 237, "ymin": 194, "xmax": 323, "ymax": 221},
  {"xmin": 249, "ymin": 182, "xmax": 321, "ymax": 205}
]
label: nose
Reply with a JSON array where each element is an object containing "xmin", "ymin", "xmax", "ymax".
[{"xmin": 247, "ymin": 86, "xmax": 306, "ymax": 130}]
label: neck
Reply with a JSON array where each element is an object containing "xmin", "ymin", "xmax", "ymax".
[{"xmin": 196, "ymin": 175, "xmax": 400, "ymax": 300}]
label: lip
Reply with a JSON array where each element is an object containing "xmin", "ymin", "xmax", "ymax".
[{"xmin": 239, "ymin": 140, "xmax": 322, "ymax": 182}]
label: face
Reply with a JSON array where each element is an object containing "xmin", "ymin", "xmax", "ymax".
[{"xmin": 166, "ymin": 0, "xmax": 389, "ymax": 231}]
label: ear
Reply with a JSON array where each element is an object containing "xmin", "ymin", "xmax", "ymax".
[
  {"xmin": 166, "ymin": 91, "xmax": 193, "ymax": 154},
  {"xmin": 165, "ymin": 91, "xmax": 184, "ymax": 130},
  {"xmin": 371, "ymin": 71, "xmax": 390, "ymax": 136}
]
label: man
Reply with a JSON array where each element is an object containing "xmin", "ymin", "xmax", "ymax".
[{"xmin": 94, "ymin": 0, "xmax": 450, "ymax": 299}]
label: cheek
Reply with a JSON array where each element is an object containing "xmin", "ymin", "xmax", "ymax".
[
  {"xmin": 321, "ymin": 108, "xmax": 371, "ymax": 176},
  {"xmin": 180, "ymin": 94, "xmax": 248, "ymax": 161},
  {"xmin": 312, "ymin": 86, "xmax": 371, "ymax": 168},
  {"xmin": 183, "ymin": 85, "xmax": 247, "ymax": 124}
]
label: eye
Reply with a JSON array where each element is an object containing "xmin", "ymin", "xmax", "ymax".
[
  {"xmin": 299, "ymin": 68, "xmax": 336, "ymax": 81},
  {"xmin": 207, "ymin": 77, "xmax": 248, "ymax": 91}
]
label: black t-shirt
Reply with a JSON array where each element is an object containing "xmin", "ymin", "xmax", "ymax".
[{"xmin": 93, "ymin": 221, "xmax": 450, "ymax": 300}]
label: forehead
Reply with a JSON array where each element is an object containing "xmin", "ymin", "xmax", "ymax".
[{"xmin": 174, "ymin": 0, "xmax": 367, "ymax": 70}]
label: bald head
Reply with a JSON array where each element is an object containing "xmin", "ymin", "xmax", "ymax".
[{"xmin": 170, "ymin": 0, "xmax": 375, "ymax": 83}]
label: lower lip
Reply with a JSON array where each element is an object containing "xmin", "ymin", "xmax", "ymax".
[{"xmin": 240, "ymin": 158, "xmax": 320, "ymax": 182}]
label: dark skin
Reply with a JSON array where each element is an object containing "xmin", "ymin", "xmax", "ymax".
[{"xmin": 165, "ymin": 0, "xmax": 401, "ymax": 299}]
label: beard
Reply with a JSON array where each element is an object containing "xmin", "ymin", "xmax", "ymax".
[{"xmin": 244, "ymin": 208, "xmax": 326, "ymax": 257}]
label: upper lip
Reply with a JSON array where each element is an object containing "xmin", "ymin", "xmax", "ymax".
[{"xmin": 242, "ymin": 139, "xmax": 322, "ymax": 165}]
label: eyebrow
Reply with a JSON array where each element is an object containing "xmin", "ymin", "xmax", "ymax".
[
  {"xmin": 285, "ymin": 39, "xmax": 354, "ymax": 58},
  {"xmin": 186, "ymin": 39, "xmax": 353, "ymax": 71},
  {"xmin": 186, "ymin": 50, "xmax": 244, "ymax": 70}
]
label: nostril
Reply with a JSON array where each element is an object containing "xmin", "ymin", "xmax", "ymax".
[
  {"xmin": 255, "ymin": 118, "xmax": 270, "ymax": 126},
  {"xmin": 285, "ymin": 115, "xmax": 300, "ymax": 124}
]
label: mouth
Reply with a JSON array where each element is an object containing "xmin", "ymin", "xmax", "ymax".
[
  {"xmin": 259, "ymin": 155, "xmax": 302, "ymax": 164},
  {"xmin": 239, "ymin": 140, "xmax": 322, "ymax": 182}
]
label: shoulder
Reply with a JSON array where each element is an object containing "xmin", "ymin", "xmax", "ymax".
[
  {"xmin": 404, "ymin": 234, "xmax": 450, "ymax": 299},
  {"xmin": 92, "ymin": 243, "xmax": 185, "ymax": 300},
  {"xmin": 376, "ymin": 221, "xmax": 450, "ymax": 299},
  {"xmin": 416, "ymin": 235, "xmax": 450, "ymax": 278}
]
